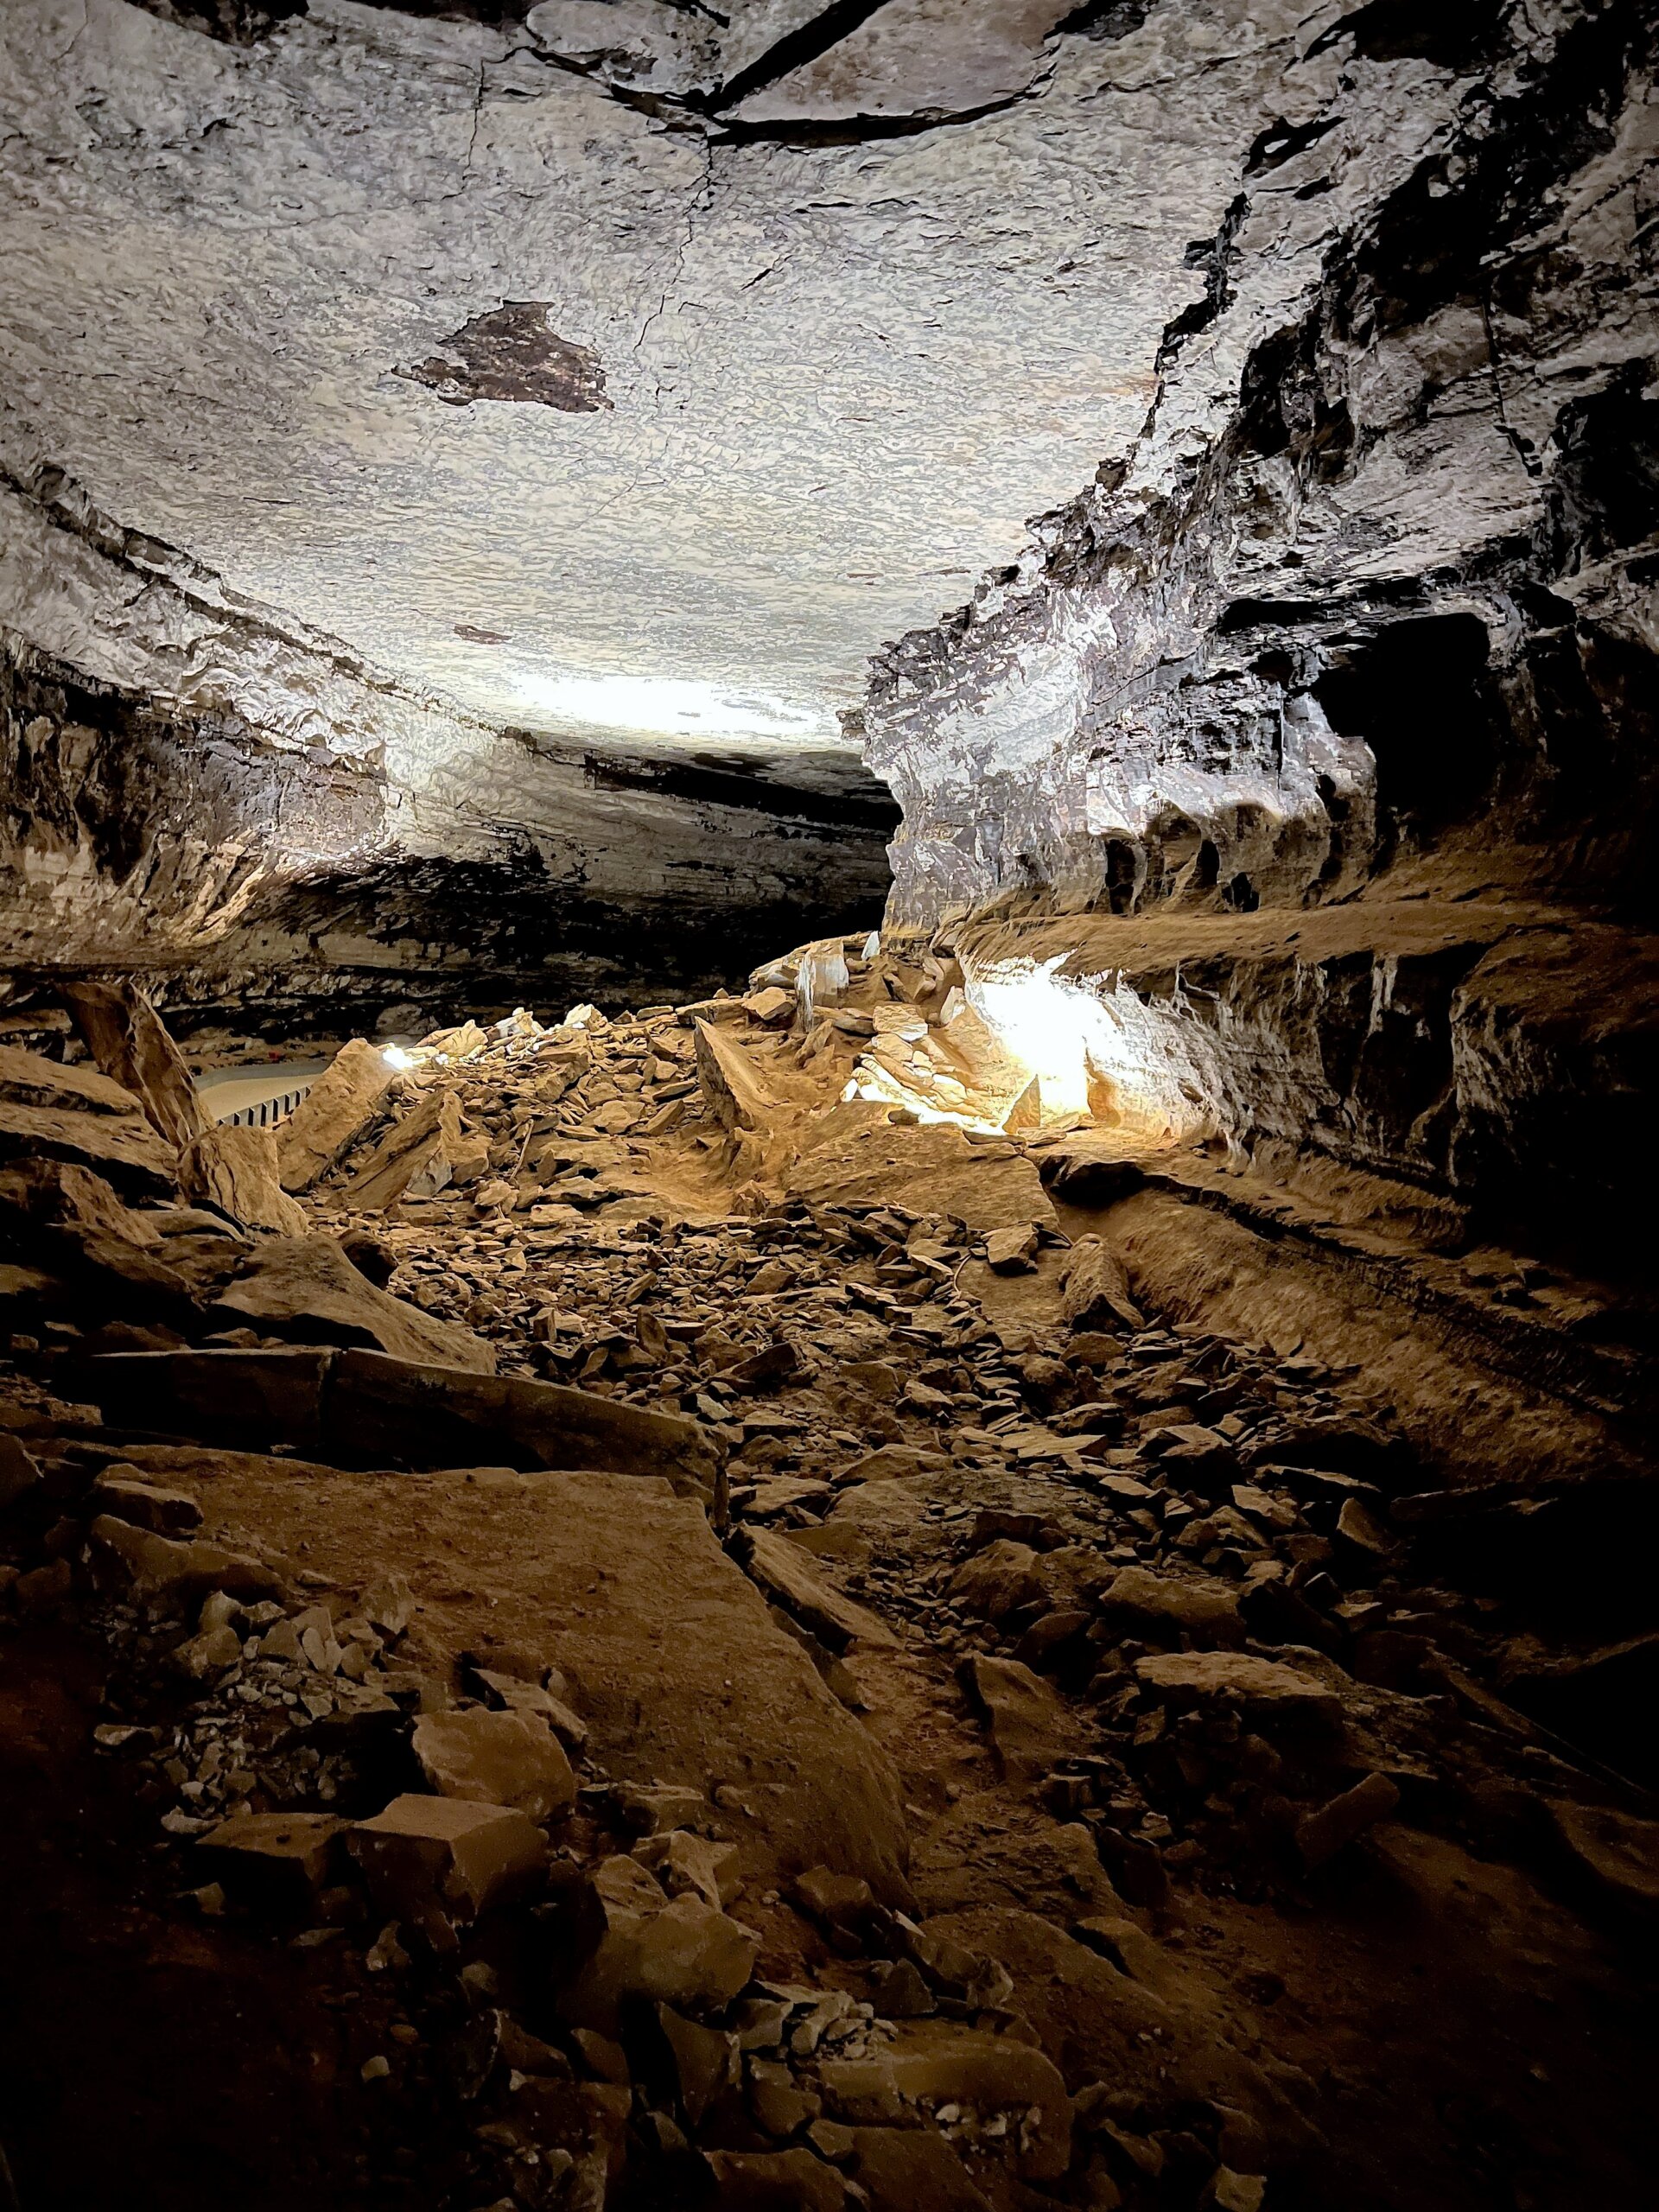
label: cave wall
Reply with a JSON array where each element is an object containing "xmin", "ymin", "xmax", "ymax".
[
  {"xmin": 861, "ymin": 0, "xmax": 1658, "ymax": 1251},
  {"xmin": 0, "ymin": 447, "xmax": 893, "ymax": 1031}
]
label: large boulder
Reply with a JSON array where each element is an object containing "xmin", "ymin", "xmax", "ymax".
[
  {"xmin": 62, "ymin": 979, "xmax": 209, "ymax": 1150},
  {"xmin": 79, "ymin": 1345, "xmax": 721, "ymax": 1499},
  {"xmin": 210, "ymin": 1234, "xmax": 497, "ymax": 1373},
  {"xmin": 179, "ymin": 1125, "xmax": 308, "ymax": 1236},
  {"xmin": 790, "ymin": 1121, "xmax": 1056, "ymax": 1234},
  {"xmin": 277, "ymin": 1038, "xmax": 395, "ymax": 1191}
]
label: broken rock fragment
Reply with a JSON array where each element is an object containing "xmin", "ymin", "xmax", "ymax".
[
  {"xmin": 744, "ymin": 1526, "xmax": 898, "ymax": 1650},
  {"xmin": 411, "ymin": 1707, "xmax": 577, "ymax": 1822},
  {"xmin": 86, "ymin": 1514, "xmax": 280, "ymax": 1611},
  {"xmin": 1060, "ymin": 1237, "xmax": 1143, "ymax": 1333},
  {"xmin": 82, "ymin": 1344, "xmax": 718, "ymax": 1498},
  {"xmin": 559, "ymin": 1878, "xmax": 760, "ymax": 2036},
  {"xmin": 0, "ymin": 1091, "xmax": 177, "ymax": 1196},
  {"xmin": 946, "ymin": 1539, "xmax": 1045, "ymax": 1624},
  {"xmin": 1546, "ymin": 1800, "xmax": 1659, "ymax": 1916},
  {"xmin": 210, "ymin": 1234, "xmax": 497, "ymax": 1375},
  {"xmin": 705, "ymin": 2148, "xmax": 849, "ymax": 2212},
  {"xmin": 1097, "ymin": 1567, "xmax": 1244, "ymax": 1649},
  {"xmin": 179, "ymin": 1124, "xmax": 308, "ymax": 1236},
  {"xmin": 0, "ymin": 1433, "xmax": 42, "ymax": 1510},
  {"xmin": 632, "ymin": 1827, "xmax": 741, "ymax": 1909},
  {"xmin": 1296, "ymin": 1773, "xmax": 1401, "ymax": 1867},
  {"xmin": 346, "ymin": 1090, "xmax": 474, "ymax": 1210},
  {"xmin": 844, "ymin": 2126, "xmax": 995, "ymax": 2209},
  {"xmin": 62, "ymin": 978, "xmax": 209, "ymax": 1150},
  {"xmin": 198, "ymin": 1812, "xmax": 346, "ymax": 1906},
  {"xmin": 961, "ymin": 1655, "xmax": 1078, "ymax": 1787},
  {"xmin": 983, "ymin": 1221, "xmax": 1039, "ymax": 1274},
  {"xmin": 819, "ymin": 2021, "xmax": 1071, "ymax": 2182},
  {"xmin": 694, "ymin": 1019, "xmax": 779, "ymax": 1132},
  {"xmin": 277, "ymin": 1038, "xmax": 395, "ymax": 1191},
  {"xmin": 348, "ymin": 1795, "xmax": 547, "ymax": 1924},
  {"xmin": 1135, "ymin": 1652, "xmax": 1343, "ymax": 1730}
]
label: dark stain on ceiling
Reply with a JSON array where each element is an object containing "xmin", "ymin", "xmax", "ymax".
[{"xmin": 397, "ymin": 303, "xmax": 612, "ymax": 413}]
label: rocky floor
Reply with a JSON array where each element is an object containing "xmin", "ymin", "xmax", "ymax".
[{"xmin": 0, "ymin": 953, "xmax": 1653, "ymax": 2212}]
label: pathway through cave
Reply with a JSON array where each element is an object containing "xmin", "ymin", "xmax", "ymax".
[{"xmin": 0, "ymin": 2, "xmax": 1655, "ymax": 2209}]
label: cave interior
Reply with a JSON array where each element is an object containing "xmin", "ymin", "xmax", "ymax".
[{"xmin": 0, "ymin": 3, "xmax": 1656, "ymax": 2209}]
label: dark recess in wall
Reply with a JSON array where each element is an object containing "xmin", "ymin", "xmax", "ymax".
[
  {"xmin": 582, "ymin": 752, "xmax": 901, "ymax": 833},
  {"xmin": 1314, "ymin": 615, "xmax": 1503, "ymax": 836}
]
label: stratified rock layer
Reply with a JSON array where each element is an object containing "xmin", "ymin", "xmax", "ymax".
[{"xmin": 861, "ymin": 2, "xmax": 1656, "ymax": 1257}]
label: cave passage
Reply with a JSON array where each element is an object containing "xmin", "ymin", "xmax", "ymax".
[{"xmin": 0, "ymin": 3, "xmax": 1656, "ymax": 2210}]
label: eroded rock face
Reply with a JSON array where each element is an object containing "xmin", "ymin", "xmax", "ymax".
[
  {"xmin": 0, "ymin": 613, "xmax": 893, "ymax": 1029},
  {"xmin": 859, "ymin": 0, "xmax": 1656, "ymax": 1242},
  {"xmin": 867, "ymin": 4, "xmax": 1654, "ymax": 923}
]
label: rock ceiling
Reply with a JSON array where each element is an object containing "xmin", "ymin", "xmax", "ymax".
[{"xmin": 3, "ymin": 0, "xmax": 1351, "ymax": 776}]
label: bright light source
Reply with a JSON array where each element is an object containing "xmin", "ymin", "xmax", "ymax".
[
  {"xmin": 511, "ymin": 671, "xmax": 828, "ymax": 742},
  {"xmin": 966, "ymin": 957, "xmax": 1219, "ymax": 1147},
  {"xmin": 381, "ymin": 1045, "xmax": 417, "ymax": 1071}
]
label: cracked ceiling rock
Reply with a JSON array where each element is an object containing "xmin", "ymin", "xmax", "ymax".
[
  {"xmin": 524, "ymin": 0, "xmax": 722, "ymax": 103},
  {"xmin": 396, "ymin": 302, "xmax": 612, "ymax": 414},
  {"xmin": 525, "ymin": 0, "xmax": 1077, "ymax": 125},
  {"xmin": 727, "ymin": 0, "xmax": 1077, "ymax": 126}
]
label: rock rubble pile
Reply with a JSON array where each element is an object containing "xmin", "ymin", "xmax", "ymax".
[{"xmin": 0, "ymin": 953, "xmax": 1652, "ymax": 2210}]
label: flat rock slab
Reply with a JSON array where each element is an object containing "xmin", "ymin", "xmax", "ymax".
[
  {"xmin": 182, "ymin": 1459, "xmax": 911, "ymax": 1904},
  {"xmin": 212, "ymin": 1235, "xmax": 495, "ymax": 1374},
  {"xmin": 744, "ymin": 1527, "xmax": 898, "ymax": 1651},
  {"xmin": 0, "ymin": 1097, "xmax": 175, "ymax": 1195},
  {"xmin": 79, "ymin": 1345, "xmax": 720, "ymax": 1501},
  {"xmin": 1134, "ymin": 1651, "xmax": 1343, "ymax": 1726},
  {"xmin": 790, "ymin": 1122, "xmax": 1055, "ymax": 1234},
  {"xmin": 278, "ymin": 1039, "xmax": 394, "ymax": 1192},
  {"xmin": 0, "ymin": 1045, "xmax": 146, "ymax": 1119}
]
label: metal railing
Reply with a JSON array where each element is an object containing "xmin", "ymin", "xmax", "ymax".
[{"xmin": 213, "ymin": 1081, "xmax": 315, "ymax": 1130}]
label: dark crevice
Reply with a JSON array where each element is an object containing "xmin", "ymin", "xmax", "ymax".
[
  {"xmin": 1306, "ymin": 0, "xmax": 1509, "ymax": 73},
  {"xmin": 1246, "ymin": 114, "xmax": 1339, "ymax": 175},
  {"xmin": 394, "ymin": 303, "xmax": 611, "ymax": 414},
  {"xmin": 711, "ymin": 86, "xmax": 1040, "ymax": 148},
  {"xmin": 1155, "ymin": 194, "xmax": 1249, "ymax": 372},
  {"xmin": 1052, "ymin": 0, "xmax": 1158, "ymax": 37},
  {"xmin": 579, "ymin": 752, "xmax": 901, "ymax": 831},
  {"xmin": 119, "ymin": 0, "xmax": 306, "ymax": 42}
]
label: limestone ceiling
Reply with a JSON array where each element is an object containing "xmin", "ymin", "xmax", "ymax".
[{"xmin": 1, "ymin": 0, "xmax": 1341, "ymax": 770}]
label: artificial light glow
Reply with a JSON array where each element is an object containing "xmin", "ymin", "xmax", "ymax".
[
  {"xmin": 841, "ymin": 954, "xmax": 1220, "ymax": 1148},
  {"xmin": 512, "ymin": 671, "xmax": 827, "ymax": 742},
  {"xmin": 965, "ymin": 957, "xmax": 1221, "ymax": 1147},
  {"xmin": 967, "ymin": 956, "xmax": 1096, "ymax": 1121},
  {"xmin": 381, "ymin": 1045, "xmax": 417, "ymax": 1071}
]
